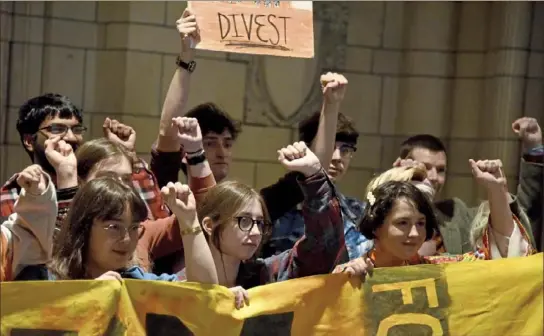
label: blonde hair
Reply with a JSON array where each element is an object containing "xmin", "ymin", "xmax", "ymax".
[
  {"xmin": 366, "ymin": 165, "xmax": 428, "ymax": 195},
  {"xmin": 197, "ymin": 181, "xmax": 271, "ymax": 254}
]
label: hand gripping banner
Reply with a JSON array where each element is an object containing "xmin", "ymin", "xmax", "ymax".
[{"xmin": 1, "ymin": 253, "xmax": 542, "ymax": 335}]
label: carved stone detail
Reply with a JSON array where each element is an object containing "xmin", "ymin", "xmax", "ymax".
[{"xmin": 244, "ymin": 2, "xmax": 349, "ymax": 127}]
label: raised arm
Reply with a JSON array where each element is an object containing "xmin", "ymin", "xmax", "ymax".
[
  {"xmin": 264, "ymin": 142, "xmax": 346, "ymax": 281},
  {"xmin": 259, "ymin": 73, "xmax": 348, "ymax": 222},
  {"xmin": 469, "ymin": 159, "xmax": 534, "ymax": 257},
  {"xmin": 43, "ymin": 136, "xmax": 78, "ymax": 228},
  {"xmin": 138, "ymin": 118, "xmax": 217, "ymax": 268},
  {"xmin": 174, "ymin": 117, "xmax": 217, "ymax": 202},
  {"xmin": 512, "ymin": 117, "xmax": 543, "ymax": 249},
  {"xmin": 156, "ymin": 9, "xmax": 199, "ymax": 153},
  {"xmin": 2, "ymin": 165, "xmax": 57, "ymax": 279},
  {"xmin": 161, "ymin": 182, "xmax": 217, "ymax": 284},
  {"xmin": 312, "ymin": 73, "xmax": 347, "ymax": 169}
]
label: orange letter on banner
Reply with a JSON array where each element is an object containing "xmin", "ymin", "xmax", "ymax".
[
  {"xmin": 376, "ymin": 313, "xmax": 443, "ymax": 336},
  {"xmin": 371, "ymin": 278, "xmax": 439, "ymax": 308}
]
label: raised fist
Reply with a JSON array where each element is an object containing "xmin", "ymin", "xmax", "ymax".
[
  {"xmin": 161, "ymin": 182, "xmax": 198, "ymax": 228},
  {"xmin": 320, "ymin": 72, "xmax": 348, "ymax": 105},
  {"xmin": 17, "ymin": 164, "xmax": 48, "ymax": 195},
  {"xmin": 103, "ymin": 118, "xmax": 137, "ymax": 152},
  {"xmin": 44, "ymin": 136, "xmax": 77, "ymax": 177},
  {"xmin": 172, "ymin": 117, "xmax": 203, "ymax": 153},
  {"xmin": 277, "ymin": 141, "xmax": 321, "ymax": 177},
  {"xmin": 469, "ymin": 159, "xmax": 506, "ymax": 189},
  {"xmin": 512, "ymin": 117, "xmax": 542, "ymax": 151}
]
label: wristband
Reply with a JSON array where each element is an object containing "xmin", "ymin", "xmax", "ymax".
[
  {"xmin": 525, "ymin": 145, "xmax": 544, "ymax": 155},
  {"xmin": 186, "ymin": 153, "xmax": 206, "ymax": 166},
  {"xmin": 186, "ymin": 148, "xmax": 205, "ymax": 158}
]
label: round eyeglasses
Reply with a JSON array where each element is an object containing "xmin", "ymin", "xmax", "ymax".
[{"xmin": 234, "ymin": 216, "xmax": 269, "ymax": 234}]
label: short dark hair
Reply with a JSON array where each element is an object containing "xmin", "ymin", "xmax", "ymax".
[
  {"xmin": 185, "ymin": 102, "xmax": 240, "ymax": 140},
  {"xmin": 399, "ymin": 134, "xmax": 446, "ymax": 159},
  {"xmin": 358, "ymin": 181, "xmax": 438, "ymax": 241},
  {"xmin": 16, "ymin": 93, "xmax": 83, "ymax": 158},
  {"xmin": 298, "ymin": 111, "xmax": 359, "ymax": 145}
]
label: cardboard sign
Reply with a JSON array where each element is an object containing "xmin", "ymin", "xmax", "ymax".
[{"xmin": 188, "ymin": 1, "xmax": 314, "ymax": 58}]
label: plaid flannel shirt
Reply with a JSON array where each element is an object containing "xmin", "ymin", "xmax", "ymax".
[
  {"xmin": 263, "ymin": 191, "xmax": 368, "ymax": 262},
  {"xmin": 178, "ymin": 169, "xmax": 348, "ymax": 287},
  {"xmin": 0, "ymin": 157, "xmax": 169, "ymax": 224}
]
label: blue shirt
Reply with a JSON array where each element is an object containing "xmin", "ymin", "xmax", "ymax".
[
  {"xmin": 15, "ymin": 265, "xmax": 179, "ymax": 282},
  {"xmin": 262, "ymin": 192, "xmax": 370, "ymax": 261}
]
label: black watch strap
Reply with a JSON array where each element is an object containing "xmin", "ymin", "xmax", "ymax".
[
  {"xmin": 176, "ymin": 56, "xmax": 196, "ymax": 73},
  {"xmin": 186, "ymin": 153, "xmax": 206, "ymax": 166}
]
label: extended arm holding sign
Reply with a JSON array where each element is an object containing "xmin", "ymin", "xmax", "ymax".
[{"xmin": 156, "ymin": 9, "xmax": 200, "ymax": 152}]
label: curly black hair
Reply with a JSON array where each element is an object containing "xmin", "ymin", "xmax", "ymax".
[{"xmin": 358, "ymin": 181, "xmax": 438, "ymax": 241}]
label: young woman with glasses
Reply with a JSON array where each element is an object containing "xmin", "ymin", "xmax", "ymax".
[
  {"xmin": 48, "ymin": 174, "xmax": 218, "ymax": 283},
  {"xmin": 176, "ymin": 141, "xmax": 346, "ymax": 308}
]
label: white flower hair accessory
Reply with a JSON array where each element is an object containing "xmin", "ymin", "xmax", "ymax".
[{"xmin": 366, "ymin": 191, "xmax": 376, "ymax": 206}]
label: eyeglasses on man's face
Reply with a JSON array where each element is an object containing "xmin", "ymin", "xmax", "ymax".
[
  {"xmin": 336, "ymin": 143, "xmax": 357, "ymax": 158},
  {"xmin": 38, "ymin": 123, "xmax": 87, "ymax": 136}
]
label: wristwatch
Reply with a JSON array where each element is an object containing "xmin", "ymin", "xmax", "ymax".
[
  {"xmin": 176, "ymin": 56, "xmax": 196, "ymax": 73},
  {"xmin": 186, "ymin": 150, "xmax": 206, "ymax": 166}
]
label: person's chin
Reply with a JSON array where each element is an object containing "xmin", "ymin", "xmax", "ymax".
[
  {"xmin": 212, "ymin": 164, "xmax": 229, "ymax": 181},
  {"xmin": 327, "ymin": 170, "xmax": 342, "ymax": 182},
  {"xmin": 399, "ymin": 244, "xmax": 421, "ymax": 259},
  {"xmin": 239, "ymin": 244, "xmax": 258, "ymax": 260},
  {"xmin": 110, "ymin": 251, "xmax": 131, "ymax": 265}
]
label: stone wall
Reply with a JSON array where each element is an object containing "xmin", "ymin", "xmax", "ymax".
[{"xmin": 1, "ymin": 1, "xmax": 543, "ymax": 204}]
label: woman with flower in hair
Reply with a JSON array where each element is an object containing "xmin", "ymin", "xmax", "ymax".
[{"xmin": 333, "ymin": 159, "xmax": 535, "ymax": 277}]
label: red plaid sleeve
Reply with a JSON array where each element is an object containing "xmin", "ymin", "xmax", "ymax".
[
  {"xmin": 1, "ymin": 174, "xmax": 21, "ymax": 217},
  {"xmin": 131, "ymin": 158, "xmax": 170, "ymax": 220},
  {"xmin": 262, "ymin": 169, "xmax": 347, "ymax": 282}
]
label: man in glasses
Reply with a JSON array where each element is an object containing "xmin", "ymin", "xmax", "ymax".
[
  {"xmin": 1, "ymin": 94, "xmax": 85, "ymax": 218},
  {"xmin": 1, "ymin": 93, "xmax": 169, "ymax": 223}
]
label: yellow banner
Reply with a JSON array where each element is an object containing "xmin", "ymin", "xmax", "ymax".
[{"xmin": 2, "ymin": 254, "xmax": 542, "ymax": 335}]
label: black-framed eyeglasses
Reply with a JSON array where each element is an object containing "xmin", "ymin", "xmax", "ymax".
[
  {"xmin": 38, "ymin": 123, "xmax": 87, "ymax": 136},
  {"xmin": 234, "ymin": 216, "xmax": 269, "ymax": 233},
  {"xmin": 337, "ymin": 144, "xmax": 357, "ymax": 158}
]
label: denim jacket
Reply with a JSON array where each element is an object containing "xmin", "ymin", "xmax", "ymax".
[{"xmin": 262, "ymin": 191, "xmax": 369, "ymax": 261}]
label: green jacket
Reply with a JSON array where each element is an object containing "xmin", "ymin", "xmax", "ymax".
[
  {"xmin": 516, "ymin": 158, "xmax": 543, "ymax": 251},
  {"xmin": 434, "ymin": 159, "xmax": 541, "ymax": 254}
]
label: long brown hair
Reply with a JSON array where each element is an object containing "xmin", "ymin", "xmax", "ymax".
[
  {"xmin": 197, "ymin": 180, "xmax": 271, "ymax": 256},
  {"xmin": 49, "ymin": 175, "xmax": 147, "ymax": 279}
]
